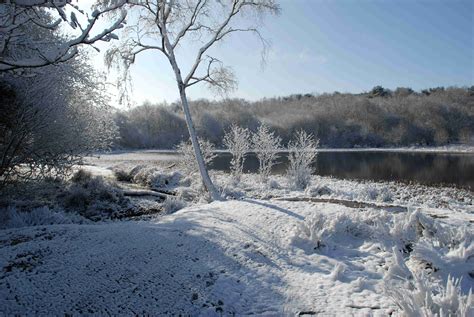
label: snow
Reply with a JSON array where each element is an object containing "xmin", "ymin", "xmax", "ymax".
[
  {"xmin": 211, "ymin": 172, "xmax": 474, "ymax": 216},
  {"xmin": 1, "ymin": 159, "xmax": 472, "ymax": 315},
  {"xmin": 1, "ymin": 198, "xmax": 472, "ymax": 315}
]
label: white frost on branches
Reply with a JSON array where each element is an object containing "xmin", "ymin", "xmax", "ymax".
[
  {"xmin": 223, "ymin": 124, "xmax": 251, "ymax": 181},
  {"xmin": 287, "ymin": 130, "xmax": 319, "ymax": 189},
  {"xmin": 0, "ymin": 0, "xmax": 127, "ymax": 71},
  {"xmin": 252, "ymin": 124, "xmax": 281, "ymax": 182}
]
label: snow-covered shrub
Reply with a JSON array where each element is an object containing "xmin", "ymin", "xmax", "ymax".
[
  {"xmin": 268, "ymin": 178, "xmax": 281, "ymax": 189},
  {"xmin": 387, "ymin": 273, "xmax": 473, "ymax": 317},
  {"xmin": 408, "ymin": 235, "xmax": 474, "ymax": 288},
  {"xmin": 385, "ymin": 247, "xmax": 413, "ymax": 281},
  {"xmin": 360, "ymin": 185, "xmax": 379, "ymax": 201},
  {"xmin": 113, "ymin": 165, "xmax": 183, "ymax": 190},
  {"xmin": 148, "ymin": 171, "xmax": 182, "ymax": 189},
  {"xmin": 0, "ymin": 206, "xmax": 86, "ymax": 229},
  {"xmin": 295, "ymin": 210, "xmax": 389, "ymax": 251},
  {"xmin": 62, "ymin": 170, "xmax": 129, "ymax": 220},
  {"xmin": 217, "ymin": 180, "xmax": 245, "ymax": 199},
  {"xmin": 223, "ymin": 124, "xmax": 251, "ymax": 181},
  {"xmin": 162, "ymin": 197, "xmax": 186, "ymax": 214},
  {"xmin": 113, "ymin": 166, "xmax": 133, "ymax": 182},
  {"xmin": 389, "ymin": 209, "xmax": 434, "ymax": 252},
  {"xmin": 294, "ymin": 208, "xmax": 441, "ymax": 255},
  {"xmin": 378, "ymin": 187, "xmax": 393, "ymax": 202},
  {"xmin": 252, "ymin": 124, "xmax": 281, "ymax": 183},
  {"xmin": 176, "ymin": 138, "xmax": 217, "ymax": 176},
  {"xmin": 176, "ymin": 187, "xmax": 198, "ymax": 202},
  {"xmin": 305, "ymin": 184, "xmax": 332, "ymax": 196},
  {"xmin": 132, "ymin": 166, "xmax": 182, "ymax": 189},
  {"xmin": 382, "ymin": 214, "xmax": 474, "ymax": 316},
  {"xmin": 286, "ymin": 130, "xmax": 319, "ymax": 190},
  {"xmin": 70, "ymin": 169, "xmax": 94, "ymax": 184},
  {"xmin": 131, "ymin": 166, "xmax": 159, "ymax": 186},
  {"xmin": 359, "ymin": 185, "xmax": 393, "ymax": 202}
]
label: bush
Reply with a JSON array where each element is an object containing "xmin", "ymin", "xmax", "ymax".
[
  {"xmin": 70, "ymin": 169, "xmax": 94, "ymax": 184},
  {"xmin": 223, "ymin": 124, "xmax": 251, "ymax": 181},
  {"xmin": 0, "ymin": 206, "xmax": 86, "ymax": 229},
  {"xmin": 293, "ymin": 208, "xmax": 473, "ymax": 316},
  {"xmin": 286, "ymin": 130, "xmax": 319, "ymax": 189},
  {"xmin": 387, "ymin": 273, "xmax": 473, "ymax": 317},
  {"xmin": 162, "ymin": 197, "xmax": 186, "ymax": 214},
  {"xmin": 62, "ymin": 170, "xmax": 129, "ymax": 221},
  {"xmin": 252, "ymin": 124, "xmax": 281, "ymax": 182}
]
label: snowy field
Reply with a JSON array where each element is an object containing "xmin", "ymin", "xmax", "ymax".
[{"xmin": 1, "ymin": 162, "xmax": 473, "ymax": 315}]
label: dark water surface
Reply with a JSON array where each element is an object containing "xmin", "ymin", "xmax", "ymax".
[{"xmin": 209, "ymin": 151, "xmax": 474, "ymax": 190}]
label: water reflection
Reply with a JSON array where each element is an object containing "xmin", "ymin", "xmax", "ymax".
[{"xmin": 210, "ymin": 152, "xmax": 474, "ymax": 190}]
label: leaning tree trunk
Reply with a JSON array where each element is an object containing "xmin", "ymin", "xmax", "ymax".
[
  {"xmin": 164, "ymin": 57, "xmax": 220, "ymax": 200},
  {"xmin": 177, "ymin": 84, "xmax": 221, "ymax": 200}
]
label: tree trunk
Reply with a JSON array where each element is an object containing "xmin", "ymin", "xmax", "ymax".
[
  {"xmin": 177, "ymin": 85, "xmax": 221, "ymax": 200},
  {"xmin": 161, "ymin": 28, "xmax": 221, "ymax": 201}
]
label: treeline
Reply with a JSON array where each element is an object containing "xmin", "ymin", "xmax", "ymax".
[{"xmin": 114, "ymin": 86, "xmax": 474, "ymax": 149}]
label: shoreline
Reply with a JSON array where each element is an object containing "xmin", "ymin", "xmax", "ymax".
[{"xmin": 92, "ymin": 145, "xmax": 474, "ymax": 156}]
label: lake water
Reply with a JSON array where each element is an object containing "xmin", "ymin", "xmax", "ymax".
[{"xmin": 209, "ymin": 151, "xmax": 474, "ymax": 190}]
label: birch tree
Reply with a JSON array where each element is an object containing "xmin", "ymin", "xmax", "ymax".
[{"xmin": 103, "ymin": 0, "xmax": 280, "ymax": 201}]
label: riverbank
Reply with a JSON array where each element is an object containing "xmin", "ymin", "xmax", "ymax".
[
  {"xmin": 91, "ymin": 144, "xmax": 474, "ymax": 157},
  {"xmin": 1, "ymin": 163, "xmax": 472, "ymax": 315}
]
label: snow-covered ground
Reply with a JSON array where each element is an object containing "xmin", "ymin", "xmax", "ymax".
[
  {"xmin": 1, "ymin": 199, "xmax": 472, "ymax": 315},
  {"xmin": 1, "ymin": 163, "xmax": 472, "ymax": 315},
  {"xmin": 212, "ymin": 173, "xmax": 474, "ymax": 215}
]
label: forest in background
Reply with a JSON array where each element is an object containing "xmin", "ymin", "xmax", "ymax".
[{"xmin": 115, "ymin": 86, "xmax": 474, "ymax": 149}]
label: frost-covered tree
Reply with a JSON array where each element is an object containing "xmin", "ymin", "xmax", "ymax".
[
  {"xmin": 0, "ymin": 56, "xmax": 117, "ymax": 187},
  {"xmin": 0, "ymin": 2, "xmax": 120, "ymax": 187},
  {"xmin": 176, "ymin": 138, "xmax": 216, "ymax": 177},
  {"xmin": 0, "ymin": 0, "xmax": 126, "ymax": 71},
  {"xmin": 252, "ymin": 124, "xmax": 281, "ymax": 182},
  {"xmin": 103, "ymin": 0, "xmax": 280, "ymax": 200},
  {"xmin": 286, "ymin": 130, "xmax": 319, "ymax": 189},
  {"xmin": 223, "ymin": 124, "xmax": 250, "ymax": 181}
]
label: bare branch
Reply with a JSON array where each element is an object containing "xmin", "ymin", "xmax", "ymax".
[{"xmin": 0, "ymin": 1, "xmax": 127, "ymax": 71}]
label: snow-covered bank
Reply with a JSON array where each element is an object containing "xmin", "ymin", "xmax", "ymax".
[
  {"xmin": 212, "ymin": 172, "xmax": 474, "ymax": 216},
  {"xmin": 1, "ymin": 199, "xmax": 472, "ymax": 315},
  {"xmin": 1, "ymin": 164, "xmax": 472, "ymax": 315},
  {"xmin": 78, "ymin": 162, "xmax": 474, "ymax": 215}
]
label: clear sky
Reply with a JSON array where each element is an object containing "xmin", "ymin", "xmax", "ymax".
[{"xmin": 90, "ymin": 0, "xmax": 474, "ymax": 106}]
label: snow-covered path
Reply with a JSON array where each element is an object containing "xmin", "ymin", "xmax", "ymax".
[{"xmin": 0, "ymin": 200, "xmax": 418, "ymax": 315}]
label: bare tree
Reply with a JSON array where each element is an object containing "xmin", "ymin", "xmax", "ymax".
[
  {"xmin": 223, "ymin": 124, "xmax": 250, "ymax": 181},
  {"xmin": 0, "ymin": 0, "xmax": 127, "ymax": 71},
  {"xmin": 103, "ymin": 0, "xmax": 280, "ymax": 200},
  {"xmin": 287, "ymin": 130, "xmax": 319, "ymax": 189},
  {"xmin": 252, "ymin": 124, "xmax": 281, "ymax": 182}
]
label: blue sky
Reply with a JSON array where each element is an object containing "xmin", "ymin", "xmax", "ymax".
[{"xmin": 92, "ymin": 0, "xmax": 474, "ymax": 105}]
